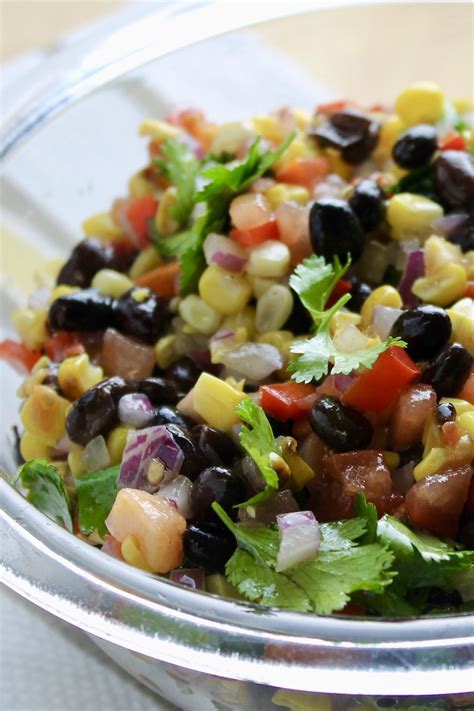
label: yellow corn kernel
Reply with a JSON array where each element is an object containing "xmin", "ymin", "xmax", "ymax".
[
  {"xmin": 138, "ymin": 118, "xmax": 182, "ymax": 141},
  {"xmin": 291, "ymin": 108, "xmax": 312, "ymax": 130},
  {"xmin": 252, "ymin": 115, "xmax": 283, "ymax": 143},
  {"xmin": 107, "ymin": 426, "xmax": 134, "ymax": 465},
  {"xmin": 464, "ymin": 251, "xmax": 474, "ymax": 280},
  {"xmin": 378, "ymin": 114, "xmax": 405, "ymax": 153},
  {"xmin": 21, "ymin": 385, "xmax": 70, "ymax": 446},
  {"xmin": 68, "ymin": 446, "xmax": 86, "ymax": 477},
  {"xmin": 272, "ymin": 689, "xmax": 331, "ymax": 711},
  {"xmin": 222, "ymin": 305, "xmax": 257, "ymax": 341},
  {"xmin": 395, "ymin": 82, "xmax": 445, "ymax": 125},
  {"xmin": 257, "ymin": 330, "xmax": 294, "ymax": 362},
  {"xmin": 58, "ymin": 353, "xmax": 103, "ymax": 400},
  {"xmin": 414, "ymin": 448, "xmax": 449, "ymax": 481},
  {"xmin": 129, "ymin": 245, "xmax": 162, "ymax": 280},
  {"xmin": 210, "ymin": 121, "xmax": 254, "ymax": 155},
  {"xmin": 246, "ymin": 240, "xmax": 291, "ymax": 278},
  {"xmin": 178, "ymin": 295, "xmax": 221, "ymax": 335},
  {"xmin": 383, "ymin": 451, "xmax": 401, "ymax": 471},
  {"xmin": 121, "ymin": 535, "xmax": 153, "ymax": 572},
  {"xmin": 325, "ymin": 148, "xmax": 353, "ymax": 180},
  {"xmin": 248, "ymin": 276, "xmax": 279, "ymax": 299},
  {"xmin": 265, "ymin": 183, "xmax": 309, "ymax": 209},
  {"xmin": 448, "ymin": 300, "xmax": 474, "ymax": 354},
  {"xmin": 199, "ymin": 265, "xmax": 252, "ymax": 316},
  {"xmin": 50, "ymin": 285, "xmax": 79, "ymax": 301},
  {"xmin": 154, "ymin": 334, "xmax": 177, "ymax": 370},
  {"xmin": 458, "ymin": 411, "xmax": 474, "ymax": 439},
  {"xmin": 91, "ymin": 269, "xmax": 134, "ymax": 298},
  {"xmin": 256, "ymin": 284, "xmax": 294, "ymax": 333},
  {"xmin": 424, "ymin": 235, "xmax": 466, "ymax": 276},
  {"xmin": 34, "ymin": 258, "xmax": 64, "ymax": 289},
  {"xmin": 131, "ymin": 287, "xmax": 150, "ymax": 303},
  {"xmin": 453, "ymin": 97, "xmax": 474, "ymax": 115},
  {"xmin": 20, "ymin": 432, "xmax": 54, "ymax": 461},
  {"xmin": 154, "ymin": 186, "xmax": 178, "ymax": 235},
  {"xmin": 360, "ymin": 285, "xmax": 402, "ymax": 329},
  {"xmin": 386, "ymin": 193, "xmax": 443, "ymax": 242},
  {"xmin": 82, "ymin": 211, "xmax": 123, "ymax": 241},
  {"xmin": 412, "ymin": 263, "xmax": 467, "ymax": 307},
  {"xmin": 273, "ymin": 133, "xmax": 315, "ymax": 171},
  {"xmin": 329, "ymin": 310, "xmax": 361, "ymax": 336},
  {"xmin": 128, "ymin": 170, "xmax": 155, "ymax": 198},
  {"xmin": 11, "ymin": 307, "xmax": 48, "ymax": 350},
  {"xmin": 440, "ymin": 398, "xmax": 473, "ymax": 416},
  {"xmin": 193, "ymin": 372, "xmax": 246, "ymax": 431}
]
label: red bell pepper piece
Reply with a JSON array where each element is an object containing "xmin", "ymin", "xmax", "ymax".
[
  {"xmin": 260, "ymin": 381, "xmax": 318, "ymax": 421},
  {"xmin": 230, "ymin": 219, "xmax": 279, "ymax": 247},
  {"xmin": 44, "ymin": 332, "xmax": 85, "ymax": 362},
  {"xmin": 326, "ymin": 278, "xmax": 352, "ymax": 308},
  {"xmin": 0, "ymin": 339, "xmax": 41, "ymax": 374},
  {"xmin": 439, "ymin": 131, "xmax": 466, "ymax": 151},
  {"xmin": 125, "ymin": 195, "xmax": 158, "ymax": 248},
  {"xmin": 342, "ymin": 346, "xmax": 420, "ymax": 413}
]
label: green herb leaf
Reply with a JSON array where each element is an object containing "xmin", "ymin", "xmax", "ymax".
[
  {"xmin": 390, "ymin": 164, "xmax": 434, "ymax": 197},
  {"xmin": 75, "ymin": 464, "xmax": 119, "ymax": 537},
  {"xmin": 17, "ymin": 459, "xmax": 72, "ymax": 531},
  {"xmin": 235, "ymin": 399, "xmax": 281, "ymax": 506},
  {"xmin": 154, "ymin": 139, "xmax": 200, "ymax": 225},
  {"xmin": 289, "ymin": 254, "xmax": 351, "ymax": 321},
  {"xmin": 354, "ymin": 493, "xmax": 378, "ymax": 544}
]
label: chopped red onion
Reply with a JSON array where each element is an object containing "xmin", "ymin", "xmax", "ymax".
[
  {"xmin": 169, "ymin": 568, "xmax": 205, "ymax": 590},
  {"xmin": 157, "ymin": 475, "xmax": 193, "ymax": 519},
  {"xmin": 334, "ymin": 374, "xmax": 357, "ymax": 393},
  {"xmin": 118, "ymin": 393, "xmax": 155, "ymax": 427},
  {"xmin": 372, "ymin": 306, "xmax": 404, "ymax": 340},
  {"xmin": 398, "ymin": 250, "xmax": 424, "ymax": 308},
  {"xmin": 219, "ymin": 342, "xmax": 283, "ymax": 383},
  {"xmin": 119, "ymin": 426, "xmax": 184, "ymax": 492},
  {"xmin": 82, "ymin": 435, "xmax": 111, "ymax": 473},
  {"xmin": 432, "ymin": 213, "xmax": 468, "ymax": 237},
  {"xmin": 204, "ymin": 233, "xmax": 247, "ymax": 273},
  {"xmin": 276, "ymin": 511, "xmax": 320, "ymax": 572}
]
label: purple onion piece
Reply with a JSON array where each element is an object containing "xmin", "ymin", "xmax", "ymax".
[
  {"xmin": 277, "ymin": 510, "xmax": 317, "ymax": 530},
  {"xmin": 119, "ymin": 426, "xmax": 184, "ymax": 492},
  {"xmin": 169, "ymin": 568, "xmax": 205, "ymax": 590},
  {"xmin": 432, "ymin": 212, "xmax": 468, "ymax": 237},
  {"xmin": 276, "ymin": 511, "xmax": 320, "ymax": 572},
  {"xmin": 398, "ymin": 249, "xmax": 425, "ymax": 308},
  {"xmin": 212, "ymin": 251, "xmax": 247, "ymax": 272},
  {"xmin": 118, "ymin": 393, "xmax": 154, "ymax": 427}
]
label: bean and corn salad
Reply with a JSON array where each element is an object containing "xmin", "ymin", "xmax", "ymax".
[{"xmin": 3, "ymin": 82, "xmax": 474, "ymax": 617}]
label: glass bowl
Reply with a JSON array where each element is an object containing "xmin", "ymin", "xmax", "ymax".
[{"xmin": 1, "ymin": 3, "xmax": 473, "ymax": 709}]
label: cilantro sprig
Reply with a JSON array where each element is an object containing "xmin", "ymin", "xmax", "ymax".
[
  {"xmin": 154, "ymin": 139, "xmax": 200, "ymax": 226},
  {"xmin": 17, "ymin": 460, "xmax": 73, "ymax": 532},
  {"xmin": 75, "ymin": 464, "xmax": 119, "ymax": 537},
  {"xmin": 288, "ymin": 254, "xmax": 406, "ymax": 383}
]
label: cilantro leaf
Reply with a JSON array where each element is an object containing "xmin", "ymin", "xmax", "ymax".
[
  {"xmin": 289, "ymin": 254, "xmax": 351, "ymax": 320},
  {"xmin": 354, "ymin": 493, "xmax": 378, "ymax": 544},
  {"xmin": 390, "ymin": 164, "xmax": 434, "ymax": 198},
  {"xmin": 235, "ymin": 399, "xmax": 280, "ymax": 506},
  {"xmin": 75, "ymin": 464, "xmax": 119, "ymax": 537},
  {"xmin": 154, "ymin": 139, "xmax": 200, "ymax": 225},
  {"xmin": 153, "ymin": 228, "xmax": 196, "ymax": 259},
  {"xmin": 17, "ymin": 459, "xmax": 72, "ymax": 532}
]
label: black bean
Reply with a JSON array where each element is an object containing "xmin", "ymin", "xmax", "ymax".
[
  {"xmin": 165, "ymin": 357, "xmax": 202, "ymax": 392},
  {"xmin": 48, "ymin": 288, "xmax": 116, "ymax": 332},
  {"xmin": 283, "ymin": 293, "xmax": 313, "ymax": 335},
  {"xmin": 431, "ymin": 151, "xmax": 474, "ymax": 210},
  {"xmin": 191, "ymin": 425, "xmax": 240, "ymax": 467},
  {"xmin": 448, "ymin": 214, "xmax": 474, "ymax": 253},
  {"xmin": 458, "ymin": 522, "xmax": 474, "ymax": 549},
  {"xmin": 390, "ymin": 305, "xmax": 452, "ymax": 361},
  {"xmin": 309, "ymin": 199, "xmax": 365, "ymax": 262},
  {"xmin": 309, "ymin": 396, "xmax": 373, "ymax": 452},
  {"xmin": 66, "ymin": 376, "xmax": 132, "ymax": 445},
  {"xmin": 436, "ymin": 402, "xmax": 456, "ymax": 425},
  {"xmin": 152, "ymin": 404, "xmax": 194, "ymax": 429},
  {"xmin": 398, "ymin": 442, "xmax": 424, "ymax": 468},
  {"xmin": 137, "ymin": 377, "xmax": 180, "ymax": 405},
  {"xmin": 348, "ymin": 179, "xmax": 386, "ymax": 232},
  {"xmin": 310, "ymin": 110, "xmax": 380, "ymax": 165},
  {"xmin": 346, "ymin": 277, "xmax": 372, "ymax": 313},
  {"xmin": 421, "ymin": 343, "xmax": 473, "ymax": 399},
  {"xmin": 183, "ymin": 522, "xmax": 236, "ymax": 572},
  {"xmin": 266, "ymin": 415, "xmax": 293, "ymax": 438},
  {"xmin": 57, "ymin": 239, "xmax": 117, "ymax": 288},
  {"xmin": 191, "ymin": 466, "xmax": 246, "ymax": 521},
  {"xmin": 392, "ymin": 124, "xmax": 438, "ymax": 169},
  {"xmin": 165, "ymin": 424, "xmax": 207, "ymax": 481},
  {"xmin": 114, "ymin": 287, "xmax": 170, "ymax": 344}
]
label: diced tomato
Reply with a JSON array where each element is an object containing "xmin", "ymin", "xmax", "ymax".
[
  {"xmin": 44, "ymin": 332, "xmax": 85, "ymax": 362},
  {"xmin": 442, "ymin": 421, "xmax": 463, "ymax": 448},
  {"xmin": 342, "ymin": 346, "xmax": 420, "ymax": 413},
  {"xmin": 260, "ymin": 382, "xmax": 318, "ymax": 421},
  {"xmin": 230, "ymin": 219, "xmax": 280, "ymax": 247},
  {"xmin": 125, "ymin": 195, "xmax": 158, "ymax": 248},
  {"xmin": 325, "ymin": 450, "xmax": 392, "ymax": 502},
  {"xmin": 458, "ymin": 372, "xmax": 474, "ymax": 404},
  {"xmin": 464, "ymin": 475, "xmax": 474, "ymax": 518},
  {"xmin": 148, "ymin": 140, "xmax": 161, "ymax": 159},
  {"xmin": 389, "ymin": 384, "xmax": 437, "ymax": 451},
  {"xmin": 440, "ymin": 131, "xmax": 466, "ymax": 151},
  {"xmin": 316, "ymin": 100, "xmax": 347, "ymax": 114},
  {"xmin": 275, "ymin": 156, "xmax": 331, "ymax": 189},
  {"xmin": 166, "ymin": 108, "xmax": 216, "ymax": 151},
  {"xmin": 0, "ymin": 339, "xmax": 41, "ymax": 374},
  {"xmin": 134, "ymin": 260, "xmax": 180, "ymax": 297},
  {"xmin": 326, "ymin": 278, "xmax": 352, "ymax": 308},
  {"xmin": 339, "ymin": 603, "xmax": 365, "ymax": 616},
  {"xmin": 463, "ymin": 282, "xmax": 474, "ymax": 299}
]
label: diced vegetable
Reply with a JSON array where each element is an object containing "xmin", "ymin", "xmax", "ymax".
[
  {"xmin": 193, "ymin": 372, "xmax": 246, "ymax": 430},
  {"xmin": 118, "ymin": 425, "xmax": 185, "ymax": 492},
  {"xmin": 102, "ymin": 328, "xmax": 155, "ymax": 380},
  {"xmin": 260, "ymin": 382, "xmax": 318, "ymax": 421},
  {"xmin": 276, "ymin": 511, "xmax": 320, "ymax": 572},
  {"xmin": 230, "ymin": 219, "xmax": 279, "ymax": 247},
  {"xmin": 389, "ymin": 384, "xmax": 437, "ymax": 451},
  {"xmin": 275, "ymin": 156, "xmax": 330, "ymax": 188},
  {"xmin": 134, "ymin": 260, "xmax": 180, "ymax": 297},
  {"xmin": 0, "ymin": 339, "xmax": 41, "ymax": 373},
  {"xmin": 112, "ymin": 195, "xmax": 158, "ymax": 248},
  {"xmin": 325, "ymin": 450, "xmax": 392, "ymax": 503}
]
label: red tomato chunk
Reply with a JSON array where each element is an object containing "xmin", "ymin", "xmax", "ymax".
[{"xmin": 260, "ymin": 382, "xmax": 318, "ymax": 421}]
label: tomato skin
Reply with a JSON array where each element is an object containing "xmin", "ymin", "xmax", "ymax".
[
  {"xmin": 125, "ymin": 195, "xmax": 158, "ymax": 248},
  {"xmin": 464, "ymin": 282, "xmax": 474, "ymax": 299},
  {"xmin": 326, "ymin": 278, "xmax": 352, "ymax": 308},
  {"xmin": 316, "ymin": 100, "xmax": 347, "ymax": 114},
  {"xmin": 44, "ymin": 332, "xmax": 85, "ymax": 362},
  {"xmin": 230, "ymin": 219, "xmax": 279, "ymax": 247},
  {"xmin": 342, "ymin": 346, "xmax": 420, "ymax": 412},
  {"xmin": 260, "ymin": 382, "xmax": 318, "ymax": 421},
  {"xmin": 0, "ymin": 339, "xmax": 41, "ymax": 373},
  {"xmin": 275, "ymin": 156, "xmax": 331, "ymax": 189},
  {"xmin": 440, "ymin": 131, "xmax": 466, "ymax": 151}
]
